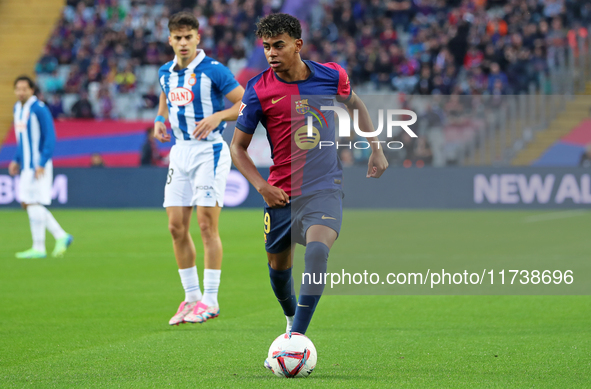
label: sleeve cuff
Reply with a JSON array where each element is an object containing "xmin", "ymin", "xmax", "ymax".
[
  {"xmin": 236, "ymin": 122, "xmax": 256, "ymax": 135},
  {"xmin": 223, "ymin": 82, "xmax": 241, "ymax": 96},
  {"xmin": 338, "ymin": 88, "xmax": 353, "ymax": 103}
]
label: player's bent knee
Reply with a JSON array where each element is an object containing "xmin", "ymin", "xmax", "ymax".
[
  {"xmin": 267, "ymin": 248, "xmax": 291, "ymax": 271},
  {"xmin": 168, "ymin": 222, "xmax": 188, "ymax": 240},
  {"xmin": 198, "ymin": 221, "xmax": 219, "ymax": 241}
]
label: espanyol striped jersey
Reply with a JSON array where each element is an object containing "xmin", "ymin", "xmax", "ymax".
[
  {"xmin": 158, "ymin": 50, "xmax": 240, "ymax": 143},
  {"xmin": 12, "ymin": 96, "xmax": 56, "ymax": 170}
]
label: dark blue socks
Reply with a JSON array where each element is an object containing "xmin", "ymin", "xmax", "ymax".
[
  {"xmin": 268, "ymin": 264, "xmax": 297, "ymax": 317},
  {"xmin": 291, "ymin": 241, "xmax": 330, "ymax": 334}
]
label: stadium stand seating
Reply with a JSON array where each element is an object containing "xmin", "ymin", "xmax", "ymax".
[
  {"xmin": 0, "ymin": 0, "xmax": 63, "ymax": 150},
  {"xmin": 2, "ymin": 0, "xmax": 591, "ymax": 167}
]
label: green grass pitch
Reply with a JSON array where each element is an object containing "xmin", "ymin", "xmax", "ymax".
[{"xmin": 0, "ymin": 209, "xmax": 590, "ymax": 388}]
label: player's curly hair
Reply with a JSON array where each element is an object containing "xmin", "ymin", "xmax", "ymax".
[
  {"xmin": 168, "ymin": 11, "xmax": 199, "ymax": 32},
  {"xmin": 256, "ymin": 13, "xmax": 302, "ymax": 39},
  {"xmin": 14, "ymin": 75, "xmax": 36, "ymax": 90}
]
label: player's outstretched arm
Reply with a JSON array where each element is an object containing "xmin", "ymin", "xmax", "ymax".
[
  {"xmin": 194, "ymin": 85, "xmax": 245, "ymax": 140},
  {"xmin": 230, "ymin": 129, "xmax": 289, "ymax": 208},
  {"xmin": 154, "ymin": 92, "xmax": 170, "ymax": 143},
  {"xmin": 344, "ymin": 91, "xmax": 389, "ymax": 178}
]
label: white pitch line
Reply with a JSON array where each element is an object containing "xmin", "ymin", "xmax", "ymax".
[{"xmin": 523, "ymin": 210, "xmax": 588, "ymax": 223}]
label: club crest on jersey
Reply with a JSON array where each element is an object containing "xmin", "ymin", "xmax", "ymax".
[
  {"xmin": 188, "ymin": 74, "xmax": 197, "ymax": 86},
  {"xmin": 295, "ymin": 99, "xmax": 310, "ymax": 115},
  {"xmin": 168, "ymin": 87, "xmax": 194, "ymax": 106}
]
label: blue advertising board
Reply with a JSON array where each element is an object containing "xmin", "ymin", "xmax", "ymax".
[{"xmin": 1, "ymin": 167, "xmax": 590, "ymax": 209}]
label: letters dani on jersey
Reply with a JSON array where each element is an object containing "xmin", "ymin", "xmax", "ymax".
[{"xmin": 168, "ymin": 87, "xmax": 194, "ymax": 106}]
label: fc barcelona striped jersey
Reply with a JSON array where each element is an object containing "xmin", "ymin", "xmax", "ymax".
[
  {"xmin": 158, "ymin": 50, "xmax": 239, "ymax": 143},
  {"xmin": 236, "ymin": 60, "xmax": 352, "ymax": 197}
]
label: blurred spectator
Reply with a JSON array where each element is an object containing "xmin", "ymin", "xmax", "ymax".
[
  {"xmin": 464, "ymin": 46, "xmax": 484, "ymax": 69},
  {"xmin": 86, "ymin": 63, "xmax": 103, "ymax": 87},
  {"xmin": 487, "ymin": 63, "xmax": 508, "ymax": 93},
  {"xmin": 444, "ymin": 93, "xmax": 465, "ymax": 118},
  {"xmin": 71, "ymin": 91, "xmax": 94, "ymax": 119},
  {"xmin": 115, "ymin": 63, "xmax": 136, "ymax": 93},
  {"xmin": 36, "ymin": 47, "xmax": 59, "ymax": 74},
  {"xmin": 141, "ymin": 128, "xmax": 163, "ymax": 166},
  {"xmin": 413, "ymin": 137, "xmax": 433, "ymax": 166},
  {"xmin": 544, "ymin": 0, "xmax": 565, "ymax": 19},
  {"xmin": 97, "ymin": 86, "xmax": 115, "ymax": 119},
  {"xmin": 388, "ymin": 0, "xmax": 414, "ymax": 30},
  {"xmin": 373, "ymin": 52, "xmax": 394, "ymax": 90},
  {"xmin": 90, "ymin": 153, "xmax": 105, "ymax": 168},
  {"xmin": 44, "ymin": 70, "xmax": 65, "ymax": 94},
  {"xmin": 144, "ymin": 42, "xmax": 161, "ymax": 65},
  {"xmin": 48, "ymin": 95, "xmax": 65, "ymax": 119},
  {"xmin": 228, "ymin": 48, "xmax": 247, "ymax": 76},
  {"xmin": 64, "ymin": 65, "xmax": 84, "ymax": 94},
  {"xmin": 414, "ymin": 66, "xmax": 433, "ymax": 95},
  {"xmin": 142, "ymin": 86, "xmax": 159, "ymax": 110}
]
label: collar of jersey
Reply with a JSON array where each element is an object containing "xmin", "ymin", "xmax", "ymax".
[
  {"xmin": 16, "ymin": 95, "xmax": 37, "ymax": 110},
  {"xmin": 273, "ymin": 60, "xmax": 315, "ymax": 84},
  {"xmin": 172, "ymin": 50, "xmax": 206, "ymax": 72}
]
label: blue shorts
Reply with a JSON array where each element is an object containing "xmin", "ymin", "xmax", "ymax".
[{"xmin": 263, "ymin": 189, "xmax": 343, "ymax": 254}]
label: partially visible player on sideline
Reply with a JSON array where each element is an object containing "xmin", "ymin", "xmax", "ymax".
[
  {"xmin": 154, "ymin": 12, "xmax": 244, "ymax": 325},
  {"xmin": 231, "ymin": 13, "xmax": 388, "ymax": 359},
  {"xmin": 8, "ymin": 76, "xmax": 73, "ymax": 258}
]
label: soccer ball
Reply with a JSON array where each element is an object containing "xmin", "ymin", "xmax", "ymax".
[{"xmin": 266, "ymin": 332, "xmax": 317, "ymax": 378}]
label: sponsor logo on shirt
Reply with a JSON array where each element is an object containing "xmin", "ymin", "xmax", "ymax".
[
  {"xmin": 294, "ymin": 125, "xmax": 320, "ymax": 150},
  {"xmin": 168, "ymin": 87, "xmax": 194, "ymax": 106},
  {"xmin": 272, "ymin": 96, "xmax": 287, "ymax": 104}
]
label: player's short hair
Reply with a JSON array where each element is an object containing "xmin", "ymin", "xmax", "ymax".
[
  {"xmin": 14, "ymin": 75, "xmax": 36, "ymax": 90},
  {"xmin": 256, "ymin": 13, "xmax": 302, "ymax": 40},
  {"xmin": 168, "ymin": 11, "xmax": 199, "ymax": 32}
]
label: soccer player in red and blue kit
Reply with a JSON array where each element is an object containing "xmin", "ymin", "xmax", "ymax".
[{"xmin": 231, "ymin": 13, "xmax": 388, "ymax": 351}]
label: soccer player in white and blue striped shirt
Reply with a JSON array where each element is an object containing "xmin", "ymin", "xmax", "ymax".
[
  {"xmin": 153, "ymin": 12, "xmax": 244, "ymax": 325},
  {"xmin": 8, "ymin": 76, "xmax": 73, "ymax": 259}
]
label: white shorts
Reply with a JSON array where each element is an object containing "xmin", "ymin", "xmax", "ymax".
[
  {"xmin": 163, "ymin": 141, "xmax": 232, "ymax": 208},
  {"xmin": 19, "ymin": 161, "xmax": 53, "ymax": 205}
]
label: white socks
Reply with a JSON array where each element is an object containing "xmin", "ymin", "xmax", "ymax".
[
  {"xmin": 26, "ymin": 205, "xmax": 67, "ymax": 252},
  {"xmin": 179, "ymin": 266, "xmax": 202, "ymax": 302},
  {"xmin": 45, "ymin": 208, "xmax": 67, "ymax": 240},
  {"xmin": 27, "ymin": 205, "xmax": 46, "ymax": 252},
  {"xmin": 178, "ymin": 267, "xmax": 221, "ymax": 306},
  {"xmin": 202, "ymin": 269, "xmax": 221, "ymax": 307}
]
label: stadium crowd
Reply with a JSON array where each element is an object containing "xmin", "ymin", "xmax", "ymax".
[{"xmin": 34, "ymin": 0, "xmax": 591, "ymax": 166}]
